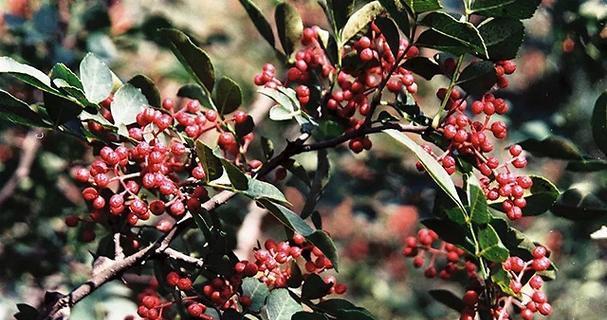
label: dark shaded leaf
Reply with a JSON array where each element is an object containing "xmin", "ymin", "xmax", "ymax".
[
  {"xmin": 292, "ymin": 312, "xmax": 329, "ymax": 320},
  {"xmin": 378, "ymin": 0, "xmax": 411, "ymax": 37},
  {"xmin": 195, "ymin": 141, "xmax": 223, "ymax": 181},
  {"xmin": 428, "ymin": 289, "xmax": 465, "ymax": 312},
  {"xmin": 221, "ymin": 159, "xmax": 249, "ymax": 190},
  {"xmin": 0, "ymin": 90, "xmax": 49, "ymax": 127},
  {"xmin": 159, "ymin": 28, "xmax": 215, "ymax": 91},
  {"xmin": 402, "ymin": 57, "xmax": 442, "ymax": 80},
  {"xmin": 275, "ymin": 2, "xmax": 303, "ymax": 56},
  {"xmin": 417, "ymin": 12, "xmax": 488, "ymax": 58},
  {"xmin": 457, "ymin": 61, "xmax": 497, "ymax": 96},
  {"xmin": 470, "ymin": 0, "xmax": 541, "ymax": 19},
  {"xmin": 239, "ymin": 0, "xmax": 276, "ymax": 48},
  {"xmin": 177, "ymin": 84, "xmax": 214, "ymax": 109},
  {"xmin": 14, "ymin": 303, "xmax": 39, "ymax": 320},
  {"xmin": 128, "ymin": 75, "xmax": 161, "ymax": 107},
  {"xmin": 306, "ymin": 230, "xmax": 339, "ymax": 272},
  {"xmin": 566, "ymin": 158, "xmax": 607, "ymax": 172},
  {"xmin": 477, "ymin": 17, "xmax": 524, "ymax": 60},
  {"xmin": 591, "ymin": 91, "xmax": 607, "ymax": 156},
  {"xmin": 518, "ymin": 136, "xmax": 583, "ymax": 160},
  {"xmin": 301, "ymin": 274, "xmax": 333, "ymax": 299},
  {"xmin": 490, "ymin": 175, "xmax": 559, "ymax": 216},
  {"xmin": 374, "ymin": 17, "xmax": 400, "ymax": 58},
  {"xmin": 552, "ymin": 188, "xmax": 607, "ymax": 221},
  {"xmin": 213, "ymin": 76, "xmax": 242, "ymax": 115},
  {"xmin": 235, "ymin": 115, "xmax": 255, "ymax": 138},
  {"xmin": 44, "ymin": 92, "xmax": 83, "ymax": 125},
  {"xmin": 421, "ymin": 218, "xmax": 471, "ymax": 249}
]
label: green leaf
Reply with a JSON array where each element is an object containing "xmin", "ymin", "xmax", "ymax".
[
  {"xmin": 386, "ymin": 130, "xmax": 466, "ymax": 213},
  {"xmin": 470, "ymin": 0, "xmax": 541, "ymax": 19},
  {"xmin": 306, "ymin": 230, "xmax": 339, "ymax": 272},
  {"xmin": 220, "ymin": 159, "xmax": 249, "ymax": 190},
  {"xmin": 469, "ymin": 184, "xmax": 490, "ymax": 224},
  {"xmin": 518, "ymin": 136, "xmax": 583, "ymax": 160},
  {"xmin": 213, "ymin": 76, "xmax": 242, "ymax": 115},
  {"xmin": 477, "ymin": 17, "xmax": 524, "ymax": 61},
  {"xmin": 591, "ymin": 91, "xmax": 607, "ymax": 156},
  {"xmin": 301, "ymin": 274, "xmax": 332, "ymax": 299},
  {"xmin": 243, "ymin": 178, "xmax": 288, "ymax": 204},
  {"xmin": 195, "ymin": 141, "xmax": 223, "ymax": 181},
  {"xmin": 110, "ymin": 83, "xmax": 148, "ymax": 126},
  {"xmin": 0, "ymin": 90, "xmax": 48, "ymax": 127},
  {"xmin": 177, "ymin": 84, "xmax": 214, "ymax": 109},
  {"xmin": 80, "ymin": 53, "xmax": 113, "ymax": 103},
  {"xmin": 275, "ymin": 2, "xmax": 303, "ymax": 56},
  {"xmin": 417, "ymin": 12, "xmax": 488, "ymax": 58},
  {"xmin": 127, "ymin": 75, "xmax": 161, "ymax": 107},
  {"xmin": 445, "ymin": 206, "xmax": 467, "ymax": 225},
  {"xmin": 43, "ymin": 91, "xmax": 83, "ymax": 125},
  {"xmin": 421, "ymin": 218, "xmax": 473, "ymax": 251},
  {"xmin": 478, "ymin": 224, "xmax": 500, "ymax": 247},
  {"xmin": 316, "ymin": 299, "xmax": 356, "ymax": 314},
  {"xmin": 402, "ymin": 57, "xmax": 442, "ymax": 80},
  {"xmin": 260, "ymin": 87, "xmax": 301, "ymax": 121},
  {"xmin": 53, "ymin": 79, "xmax": 89, "ymax": 106},
  {"xmin": 50, "ymin": 63, "xmax": 83, "ymax": 90},
  {"xmin": 340, "ymin": 1, "xmax": 385, "ymax": 47},
  {"xmin": 492, "ymin": 267, "xmax": 518, "ymax": 296},
  {"xmin": 480, "ymin": 245, "xmax": 509, "ymax": 262},
  {"xmin": 456, "ymin": 61, "xmax": 497, "ymax": 96},
  {"xmin": 239, "ymin": 0, "xmax": 276, "ymax": 48},
  {"xmin": 0, "ymin": 56, "xmax": 58, "ymax": 94},
  {"xmin": 263, "ymin": 288, "xmax": 302, "ymax": 320},
  {"xmin": 478, "ymin": 224, "xmax": 509, "ymax": 262},
  {"xmin": 428, "ymin": 289, "xmax": 465, "ymax": 312},
  {"xmin": 159, "ymin": 28, "xmax": 215, "ymax": 91},
  {"xmin": 378, "ymin": 0, "xmax": 411, "ymax": 37},
  {"xmin": 374, "ymin": 17, "xmax": 400, "ymax": 58},
  {"xmin": 405, "ymin": 0, "xmax": 443, "ymax": 13},
  {"xmin": 259, "ymin": 200, "xmax": 315, "ymax": 236},
  {"xmin": 241, "ymin": 278, "xmax": 269, "ymax": 313}
]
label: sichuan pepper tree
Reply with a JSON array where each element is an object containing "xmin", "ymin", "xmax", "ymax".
[{"xmin": 1, "ymin": 0, "xmax": 567, "ymax": 319}]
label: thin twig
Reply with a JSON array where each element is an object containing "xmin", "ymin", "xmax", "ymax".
[{"xmin": 0, "ymin": 129, "xmax": 42, "ymax": 207}]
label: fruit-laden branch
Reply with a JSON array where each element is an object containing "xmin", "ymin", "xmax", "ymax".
[{"xmin": 37, "ymin": 122, "xmax": 427, "ymax": 319}]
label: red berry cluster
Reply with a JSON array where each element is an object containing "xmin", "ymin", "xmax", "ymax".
[
  {"xmin": 136, "ymin": 293, "xmax": 165, "ymax": 320},
  {"xmin": 426, "ymin": 60, "xmax": 532, "ymax": 220},
  {"xmin": 252, "ymin": 235, "xmax": 342, "ymax": 291},
  {"xmin": 402, "ymin": 229, "xmax": 474, "ymax": 279},
  {"xmin": 69, "ymin": 94, "xmax": 261, "ymax": 236},
  {"xmin": 199, "ymin": 276, "xmax": 250, "ymax": 311},
  {"xmin": 254, "ymin": 24, "xmax": 419, "ymax": 154}
]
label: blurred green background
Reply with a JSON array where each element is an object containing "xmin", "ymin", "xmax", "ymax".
[{"xmin": 0, "ymin": 0, "xmax": 606, "ymax": 319}]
